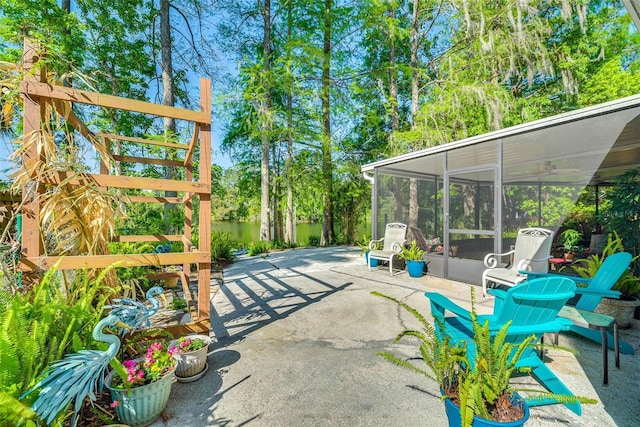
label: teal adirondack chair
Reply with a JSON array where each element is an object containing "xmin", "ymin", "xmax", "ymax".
[
  {"xmin": 524, "ymin": 251, "xmax": 634, "ymax": 355},
  {"xmin": 426, "ymin": 276, "xmax": 581, "ymax": 415}
]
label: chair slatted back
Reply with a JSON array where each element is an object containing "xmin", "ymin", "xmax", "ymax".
[
  {"xmin": 496, "ymin": 276, "xmax": 576, "ymax": 326},
  {"xmin": 493, "ymin": 277, "xmax": 576, "ymax": 348},
  {"xmin": 381, "ymin": 223, "xmax": 407, "ymax": 251},
  {"xmin": 410, "ymin": 227, "xmax": 429, "ymax": 251},
  {"xmin": 575, "ymin": 252, "xmax": 632, "ymax": 311},
  {"xmin": 512, "ymin": 228, "xmax": 554, "ymax": 273}
]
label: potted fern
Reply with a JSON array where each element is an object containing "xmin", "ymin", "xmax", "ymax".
[
  {"xmin": 371, "ymin": 290, "xmax": 594, "ymax": 426},
  {"xmin": 400, "ymin": 240, "xmax": 428, "ymax": 277}
]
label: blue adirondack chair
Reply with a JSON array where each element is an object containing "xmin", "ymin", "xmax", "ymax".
[
  {"xmin": 524, "ymin": 251, "xmax": 634, "ymax": 355},
  {"xmin": 426, "ymin": 276, "xmax": 581, "ymax": 415}
]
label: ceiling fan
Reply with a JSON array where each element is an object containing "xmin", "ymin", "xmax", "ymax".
[
  {"xmin": 507, "ymin": 161, "xmax": 581, "ymax": 180},
  {"xmin": 535, "ymin": 161, "xmax": 581, "ymax": 176}
]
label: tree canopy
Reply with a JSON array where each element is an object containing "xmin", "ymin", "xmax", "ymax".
[{"xmin": 1, "ymin": 0, "xmax": 639, "ymax": 244}]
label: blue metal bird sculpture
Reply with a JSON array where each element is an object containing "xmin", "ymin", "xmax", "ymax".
[
  {"xmin": 155, "ymin": 243, "xmax": 171, "ymax": 253},
  {"xmin": 105, "ymin": 286, "xmax": 165, "ymax": 334},
  {"xmin": 22, "ymin": 314, "xmax": 129, "ymax": 426}
]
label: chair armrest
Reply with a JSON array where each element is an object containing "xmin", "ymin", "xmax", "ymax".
[
  {"xmin": 511, "ymin": 290, "xmax": 575, "ymax": 301},
  {"xmin": 425, "ymin": 292, "xmax": 473, "ymax": 321},
  {"xmin": 391, "ymin": 240, "xmax": 406, "ymax": 254},
  {"xmin": 519, "ymin": 272, "xmax": 597, "ymax": 290},
  {"xmin": 574, "ymin": 288, "xmax": 621, "ymax": 299},
  {"xmin": 568, "ymin": 277, "xmax": 592, "ymax": 286},
  {"xmin": 484, "ymin": 250, "xmax": 515, "ymax": 268},
  {"xmin": 519, "ymin": 270, "xmax": 553, "ymax": 278},
  {"xmin": 368, "ymin": 239, "xmax": 383, "ymax": 250},
  {"xmin": 506, "ymin": 318, "xmax": 574, "ymax": 335}
]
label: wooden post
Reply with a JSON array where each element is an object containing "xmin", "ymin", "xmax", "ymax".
[
  {"xmin": 20, "ymin": 39, "xmax": 45, "ymax": 270},
  {"xmin": 183, "ymin": 153, "xmax": 193, "ymax": 286},
  {"xmin": 197, "ymin": 78, "xmax": 211, "ymax": 323}
]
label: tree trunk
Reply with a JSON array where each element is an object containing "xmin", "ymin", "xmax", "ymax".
[
  {"xmin": 409, "ymin": 178, "xmax": 418, "ymax": 229},
  {"xmin": 320, "ymin": 0, "xmax": 335, "ymax": 246},
  {"xmin": 388, "ymin": 5, "xmax": 399, "ymax": 132},
  {"xmin": 160, "ymin": 0, "xmax": 177, "ymax": 232},
  {"xmin": 410, "ymin": 0, "xmax": 420, "ymax": 125},
  {"xmin": 260, "ymin": 0, "xmax": 272, "ymax": 242},
  {"xmin": 408, "ymin": 0, "xmax": 421, "ymax": 229},
  {"xmin": 389, "ymin": 4, "xmax": 403, "ymax": 224},
  {"xmin": 271, "ymin": 143, "xmax": 282, "ymax": 242},
  {"xmin": 284, "ymin": 2, "xmax": 295, "ymax": 244}
]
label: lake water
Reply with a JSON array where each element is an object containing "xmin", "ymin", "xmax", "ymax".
[{"xmin": 212, "ymin": 221, "xmax": 371, "ymax": 246}]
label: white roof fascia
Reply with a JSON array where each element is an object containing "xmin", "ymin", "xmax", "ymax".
[
  {"xmin": 361, "ymin": 92, "xmax": 640, "ymax": 172},
  {"xmin": 623, "ymin": 0, "xmax": 640, "ymax": 33}
]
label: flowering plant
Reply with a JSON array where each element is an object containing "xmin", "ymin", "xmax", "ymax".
[
  {"xmin": 171, "ymin": 336, "xmax": 207, "ymax": 353},
  {"xmin": 425, "ymin": 237, "xmax": 442, "ymax": 252},
  {"xmin": 110, "ymin": 341, "xmax": 177, "ymax": 390}
]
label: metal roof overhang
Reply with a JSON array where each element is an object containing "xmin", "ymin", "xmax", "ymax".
[
  {"xmin": 623, "ymin": 0, "xmax": 640, "ymax": 32},
  {"xmin": 362, "ymin": 93, "xmax": 640, "ymax": 187}
]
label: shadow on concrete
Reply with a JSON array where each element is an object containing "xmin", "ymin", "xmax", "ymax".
[{"xmin": 211, "ymin": 262, "xmax": 353, "ymax": 349}]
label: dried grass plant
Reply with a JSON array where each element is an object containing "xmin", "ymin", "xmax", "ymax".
[{"xmin": 3, "ymin": 57, "xmax": 122, "ymax": 292}]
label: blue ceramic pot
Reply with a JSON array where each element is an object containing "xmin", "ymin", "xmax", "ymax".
[
  {"xmin": 406, "ymin": 260, "xmax": 425, "ymax": 277},
  {"xmin": 443, "ymin": 393, "xmax": 529, "ymax": 427},
  {"xmin": 365, "ymin": 251, "xmax": 379, "ymax": 267}
]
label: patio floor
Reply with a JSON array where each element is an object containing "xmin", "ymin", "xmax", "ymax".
[{"xmin": 153, "ymin": 246, "xmax": 639, "ymax": 426}]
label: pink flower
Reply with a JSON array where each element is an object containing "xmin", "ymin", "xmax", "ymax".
[
  {"xmin": 110, "ymin": 400, "xmax": 119, "ymax": 409},
  {"xmin": 123, "ymin": 360, "xmax": 136, "ymax": 368}
]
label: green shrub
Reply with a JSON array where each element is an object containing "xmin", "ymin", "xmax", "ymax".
[
  {"xmin": 574, "ymin": 231, "xmax": 640, "ymax": 300},
  {"xmin": 271, "ymin": 240, "xmax": 298, "ymax": 250},
  {"xmin": 211, "ymin": 231, "xmax": 237, "ymax": 265},
  {"xmin": 307, "ymin": 235, "xmax": 320, "ymax": 246},
  {"xmin": 248, "ymin": 240, "xmax": 270, "ymax": 256},
  {"xmin": 169, "ymin": 297, "xmax": 188, "ymax": 311}
]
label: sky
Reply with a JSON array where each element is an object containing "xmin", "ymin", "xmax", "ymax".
[{"xmin": 1, "ymin": 134, "xmax": 14, "ymax": 181}]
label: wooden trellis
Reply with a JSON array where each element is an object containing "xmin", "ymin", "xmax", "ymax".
[{"xmin": 17, "ymin": 40, "xmax": 212, "ymax": 334}]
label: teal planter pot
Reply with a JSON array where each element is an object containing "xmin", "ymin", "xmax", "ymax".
[
  {"xmin": 106, "ymin": 367, "xmax": 176, "ymax": 427},
  {"xmin": 406, "ymin": 260, "xmax": 425, "ymax": 277},
  {"xmin": 365, "ymin": 251, "xmax": 379, "ymax": 267},
  {"xmin": 444, "ymin": 393, "xmax": 529, "ymax": 427}
]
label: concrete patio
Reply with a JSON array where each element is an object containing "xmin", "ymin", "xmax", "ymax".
[{"xmin": 154, "ymin": 246, "xmax": 639, "ymax": 426}]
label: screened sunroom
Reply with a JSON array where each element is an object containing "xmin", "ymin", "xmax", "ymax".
[{"xmin": 361, "ymin": 94, "xmax": 640, "ymax": 284}]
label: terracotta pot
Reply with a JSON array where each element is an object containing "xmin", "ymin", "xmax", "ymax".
[{"xmin": 163, "ymin": 276, "xmax": 179, "ymax": 288}]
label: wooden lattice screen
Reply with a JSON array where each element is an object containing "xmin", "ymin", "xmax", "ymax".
[{"xmin": 17, "ymin": 40, "xmax": 212, "ymax": 334}]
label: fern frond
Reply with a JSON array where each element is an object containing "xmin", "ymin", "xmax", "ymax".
[
  {"xmin": 0, "ymin": 336, "xmax": 21, "ymax": 390},
  {"xmin": 0, "ymin": 391, "xmax": 36, "ymax": 425}
]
